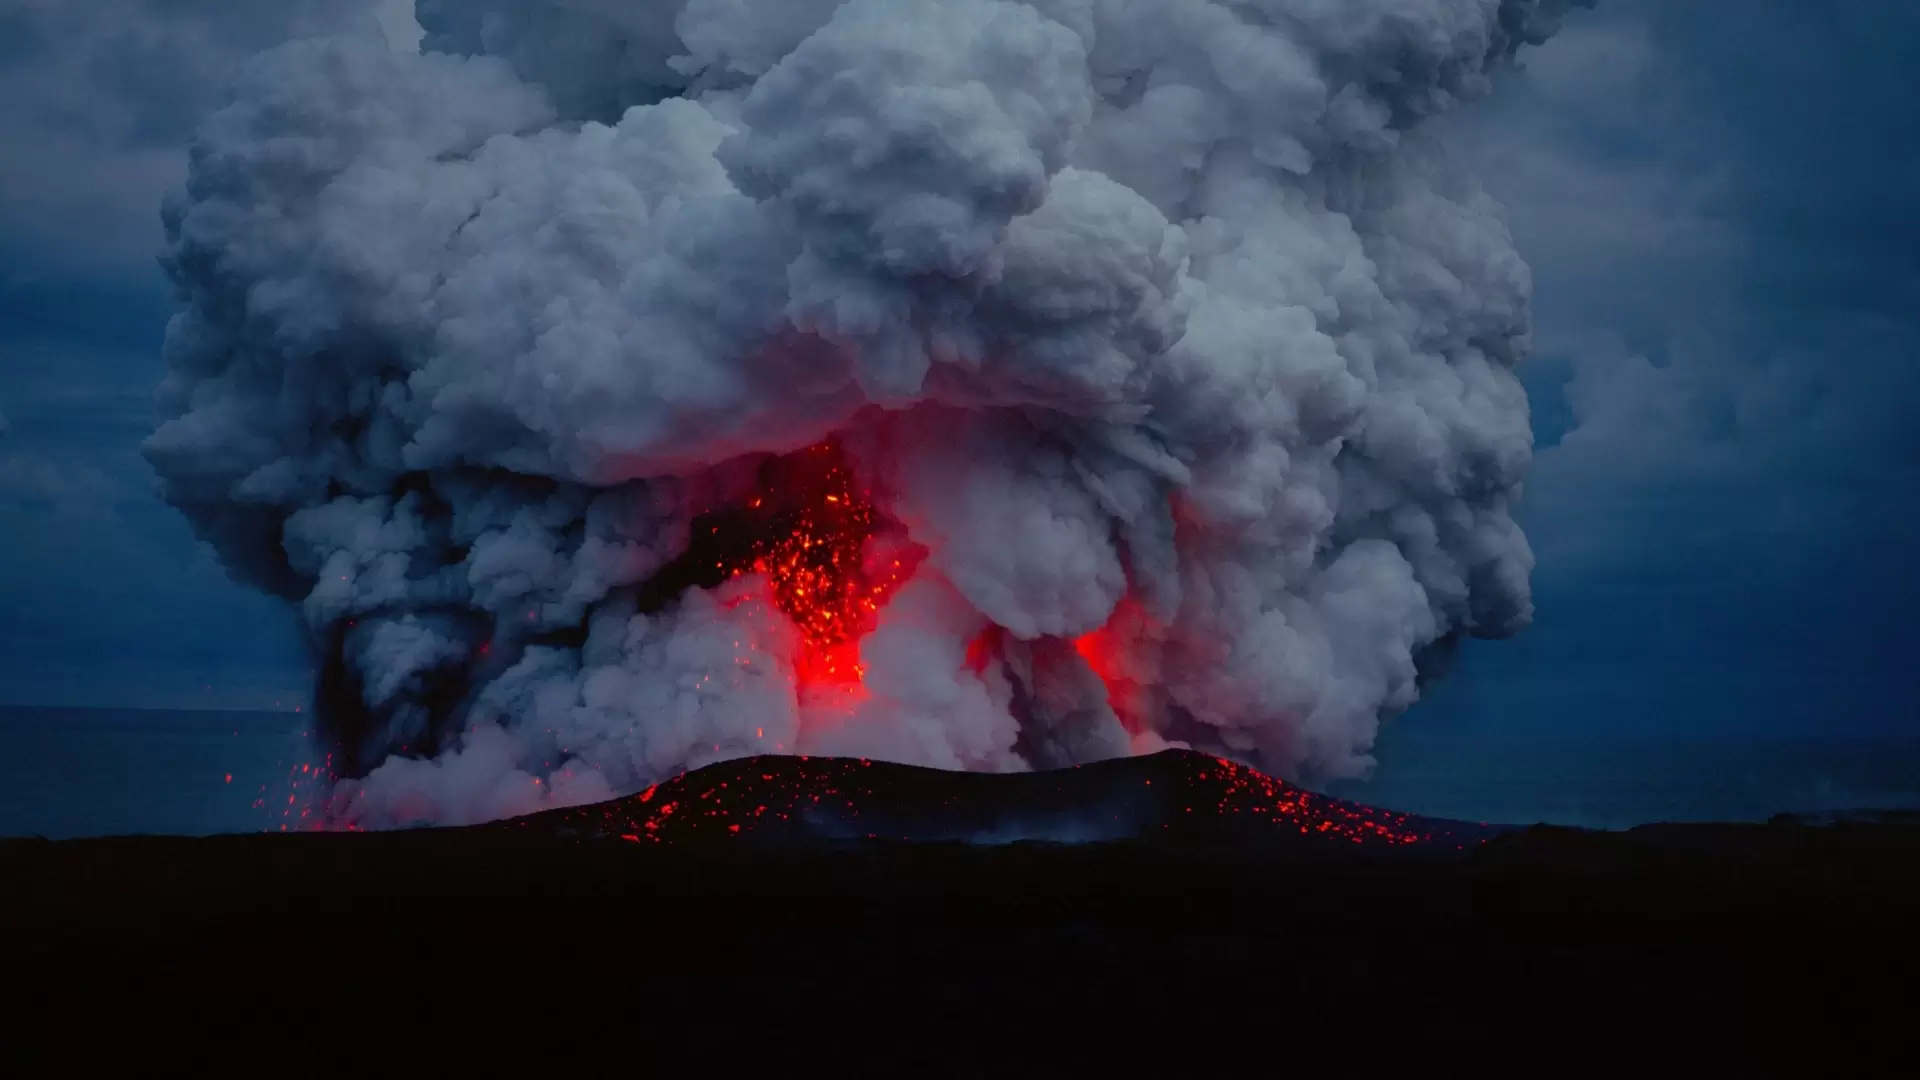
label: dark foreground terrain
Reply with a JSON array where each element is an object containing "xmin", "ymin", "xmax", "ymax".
[{"xmin": 6, "ymin": 753, "xmax": 1919, "ymax": 1069}]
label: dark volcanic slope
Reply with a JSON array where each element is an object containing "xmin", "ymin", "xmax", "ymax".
[
  {"xmin": 495, "ymin": 748, "xmax": 1500, "ymax": 851},
  {"xmin": 6, "ymin": 778, "xmax": 1920, "ymax": 1063}
]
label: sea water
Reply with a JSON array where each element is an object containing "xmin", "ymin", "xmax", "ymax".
[
  {"xmin": 0, "ymin": 706, "xmax": 310, "ymax": 840},
  {"xmin": 1321, "ymin": 728, "xmax": 1920, "ymax": 830},
  {"xmin": 3, "ymin": 705, "xmax": 1919, "ymax": 838}
]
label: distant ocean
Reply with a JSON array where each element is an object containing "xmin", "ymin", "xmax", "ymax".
[
  {"xmin": 1324, "ymin": 727, "xmax": 1920, "ymax": 831},
  {"xmin": 0, "ymin": 707, "xmax": 312, "ymax": 841},
  {"xmin": 3, "ymin": 706, "xmax": 1919, "ymax": 839}
]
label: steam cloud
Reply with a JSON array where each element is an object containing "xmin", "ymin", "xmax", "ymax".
[{"xmin": 146, "ymin": 0, "xmax": 1582, "ymax": 828}]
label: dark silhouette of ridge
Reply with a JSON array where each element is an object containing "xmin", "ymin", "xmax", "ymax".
[
  {"xmin": 495, "ymin": 748, "xmax": 1503, "ymax": 851},
  {"xmin": 5, "ymin": 762, "xmax": 1918, "ymax": 1065}
]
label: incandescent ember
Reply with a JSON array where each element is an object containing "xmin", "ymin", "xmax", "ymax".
[
  {"xmin": 673, "ymin": 440, "xmax": 923, "ymax": 689},
  {"xmin": 494, "ymin": 748, "xmax": 1503, "ymax": 852}
]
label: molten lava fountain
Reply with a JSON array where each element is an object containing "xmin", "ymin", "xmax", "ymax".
[{"xmin": 709, "ymin": 441, "xmax": 921, "ymax": 691}]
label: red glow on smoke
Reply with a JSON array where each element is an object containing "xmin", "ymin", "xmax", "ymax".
[
  {"xmin": 726, "ymin": 441, "xmax": 921, "ymax": 688},
  {"xmin": 1073, "ymin": 631, "xmax": 1114, "ymax": 683},
  {"xmin": 963, "ymin": 630, "xmax": 994, "ymax": 676},
  {"xmin": 1074, "ymin": 601, "xmax": 1151, "ymax": 735}
]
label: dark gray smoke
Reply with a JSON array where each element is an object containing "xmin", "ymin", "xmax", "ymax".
[{"xmin": 146, "ymin": 0, "xmax": 1582, "ymax": 827}]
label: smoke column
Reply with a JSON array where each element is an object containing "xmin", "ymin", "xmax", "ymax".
[{"xmin": 146, "ymin": 0, "xmax": 1583, "ymax": 828}]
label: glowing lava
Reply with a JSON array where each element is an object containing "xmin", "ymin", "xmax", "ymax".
[
  {"xmin": 498, "ymin": 749, "xmax": 1501, "ymax": 851},
  {"xmin": 726, "ymin": 442, "xmax": 920, "ymax": 687}
]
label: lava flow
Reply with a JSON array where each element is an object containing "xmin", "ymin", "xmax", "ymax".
[{"xmin": 495, "ymin": 749, "xmax": 1503, "ymax": 853}]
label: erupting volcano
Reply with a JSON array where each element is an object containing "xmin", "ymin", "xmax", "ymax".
[
  {"xmin": 696, "ymin": 442, "xmax": 921, "ymax": 689},
  {"xmin": 146, "ymin": 0, "xmax": 1571, "ymax": 829}
]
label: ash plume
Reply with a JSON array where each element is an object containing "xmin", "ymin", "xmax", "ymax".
[{"xmin": 145, "ymin": 0, "xmax": 1582, "ymax": 828}]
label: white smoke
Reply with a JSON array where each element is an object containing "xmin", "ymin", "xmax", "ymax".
[{"xmin": 146, "ymin": 0, "xmax": 1583, "ymax": 828}]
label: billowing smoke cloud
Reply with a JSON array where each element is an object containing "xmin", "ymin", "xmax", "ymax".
[{"xmin": 146, "ymin": 0, "xmax": 1582, "ymax": 828}]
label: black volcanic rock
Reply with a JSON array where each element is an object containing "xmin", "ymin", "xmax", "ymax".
[
  {"xmin": 4, "ymin": 782, "xmax": 1919, "ymax": 1065},
  {"xmin": 491, "ymin": 748, "xmax": 1502, "ymax": 852}
]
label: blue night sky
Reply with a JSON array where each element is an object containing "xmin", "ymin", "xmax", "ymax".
[{"xmin": 1, "ymin": 0, "xmax": 1915, "ymax": 747}]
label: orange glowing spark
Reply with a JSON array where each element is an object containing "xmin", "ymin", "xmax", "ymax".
[{"xmin": 724, "ymin": 441, "xmax": 923, "ymax": 687}]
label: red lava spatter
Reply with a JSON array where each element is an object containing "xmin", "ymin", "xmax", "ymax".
[
  {"xmin": 247, "ymin": 734, "xmax": 355, "ymax": 834},
  {"xmin": 717, "ymin": 440, "xmax": 920, "ymax": 687},
  {"xmin": 1195, "ymin": 755, "xmax": 1462, "ymax": 848},
  {"xmin": 495, "ymin": 749, "xmax": 1495, "ymax": 852}
]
